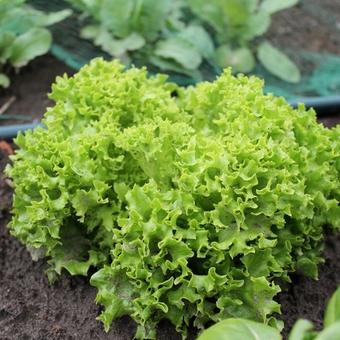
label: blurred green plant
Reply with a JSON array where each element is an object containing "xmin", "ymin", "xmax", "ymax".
[
  {"xmin": 0, "ymin": 0, "xmax": 71, "ymax": 88},
  {"xmin": 198, "ymin": 286, "xmax": 340, "ymax": 340},
  {"xmin": 67, "ymin": 0, "xmax": 300, "ymax": 82}
]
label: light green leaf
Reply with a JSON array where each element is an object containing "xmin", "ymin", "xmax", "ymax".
[
  {"xmin": 149, "ymin": 55, "xmax": 202, "ymax": 80},
  {"xmin": 198, "ymin": 318, "xmax": 281, "ymax": 340},
  {"xmin": 324, "ymin": 287, "xmax": 340, "ymax": 327},
  {"xmin": 215, "ymin": 45, "xmax": 255, "ymax": 73},
  {"xmin": 0, "ymin": 32, "xmax": 15, "ymax": 63},
  {"xmin": 81, "ymin": 26, "xmax": 144, "ymax": 57},
  {"xmin": 288, "ymin": 319, "xmax": 314, "ymax": 340},
  {"xmin": 178, "ymin": 24, "xmax": 215, "ymax": 58},
  {"xmin": 0, "ymin": 73, "xmax": 10, "ymax": 88},
  {"xmin": 257, "ymin": 41, "xmax": 301, "ymax": 83},
  {"xmin": 9, "ymin": 28, "xmax": 52, "ymax": 67},
  {"xmin": 260, "ymin": 0, "xmax": 299, "ymax": 14},
  {"xmin": 154, "ymin": 37, "xmax": 202, "ymax": 70},
  {"xmin": 36, "ymin": 9, "xmax": 72, "ymax": 26},
  {"xmin": 245, "ymin": 11, "xmax": 271, "ymax": 40},
  {"xmin": 315, "ymin": 322, "xmax": 340, "ymax": 340}
]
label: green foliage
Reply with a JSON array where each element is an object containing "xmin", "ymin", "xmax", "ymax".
[
  {"xmin": 198, "ymin": 318, "xmax": 281, "ymax": 340},
  {"xmin": 67, "ymin": 0, "xmax": 300, "ymax": 82},
  {"xmin": 0, "ymin": 0, "xmax": 71, "ymax": 87},
  {"xmin": 7, "ymin": 59, "xmax": 340, "ymax": 339},
  {"xmin": 199, "ymin": 287, "xmax": 340, "ymax": 340}
]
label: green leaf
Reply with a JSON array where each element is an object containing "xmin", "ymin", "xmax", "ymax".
[
  {"xmin": 245, "ymin": 11, "xmax": 271, "ymax": 40},
  {"xmin": 178, "ymin": 24, "xmax": 215, "ymax": 59},
  {"xmin": 324, "ymin": 287, "xmax": 340, "ymax": 327},
  {"xmin": 0, "ymin": 73, "xmax": 10, "ymax": 88},
  {"xmin": 215, "ymin": 45, "xmax": 255, "ymax": 73},
  {"xmin": 297, "ymin": 257, "xmax": 318, "ymax": 279},
  {"xmin": 149, "ymin": 55, "xmax": 202, "ymax": 80},
  {"xmin": 257, "ymin": 41, "xmax": 301, "ymax": 83},
  {"xmin": 81, "ymin": 26, "xmax": 144, "ymax": 57},
  {"xmin": 260, "ymin": 0, "xmax": 299, "ymax": 14},
  {"xmin": 315, "ymin": 322, "xmax": 340, "ymax": 340},
  {"xmin": 9, "ymin": 28, "xmax": 52, "ymax": 67},
  {"xmin": 197, "ymin": 318, "xmax": 281, "ymax": 340},
  {"xmin": 36, "ymin": 9, "xmax": 72, "ymax": 26},
  {"xmin": 154, "ymin": 37, "xmax": 202, "ymax": 70},
  {"xmin": 0, "ymin": 32, "xmax": 15, "ymax": 63},
  {"xmin": 288, "ymin": 319, "xmax": 314, "ymax": 340}
]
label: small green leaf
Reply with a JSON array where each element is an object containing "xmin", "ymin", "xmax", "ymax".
[
  {"xmin": 257, "ymin": 41, "xmax": 301, "ymax": 83},
  {"xmin": 9, "ymin": 28, "xmax": 52, "ymax": 67},
  {"xmin": 260, "ymin": 0, "xmax": 299, "ymax": 14},
  {"xmin": 178, "ymin": 24, "xmax": 215, "ymax": 59},
  {"xmin": 0, "ymin": 32, "xmax": 15, "ymax": 63},
  {"xmin": 324, "ymin": 287, "xmax": 340, "ymax": 327},
  {"xmin": 36, "ymin": 9, "xmax": 72, "ymax": 26},
  {"xmin": 154, "ymin": 37, "xmax": 202, "ymax": 70},
  {"xmin": 81, "ymin": 26, "xmax": 144, "ymax": 57},
  {"xmin": 149, "ymin": 55, "xmax": 202, "ymax": 80},
  {"xmin": 0, "ymin": 73, "xmax": 10, "ymax": 88},
  {"xmin": 198, "ymin": 318, "xmax": 281, "ymax": 340},
  {"xmin": 215, "ymin": 45, "xmax": 255, "ymax": 73},
  {"xmin": 315, "ymin": 322, "xmax": 340, "ymax": 340},
  {"xmin": 288, "ymin": 319, "xmax": 314, "ymax": 340},
  {"xmin": 245, "ymin": 11, "xmax": 271, "ymax": 40},
  {"xmin": 297, "ymin": 257, "xmax": 318, "ymax": 279}
]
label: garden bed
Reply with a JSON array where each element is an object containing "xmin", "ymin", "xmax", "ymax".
[{"xmin": 0, "ymin": 2, "xmax": 339, "ymax": 333}]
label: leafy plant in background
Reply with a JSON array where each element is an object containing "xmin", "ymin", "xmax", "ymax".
[
  {"xmin": 198, "ymin": 286, "xmax": 340, "ymax": 340},
  {"xmin": 7, "ymin": 59, "xmax": 339, "ymax": 339},
  {"xmin": 0, "ymin": 0, "xmax": 71, "ymax": 88},
  {"xmin": 66, "ymin": 0, "xmax": 301, "ymax": 83}
]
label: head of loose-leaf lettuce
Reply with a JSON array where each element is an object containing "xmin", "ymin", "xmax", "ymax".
[
  {"xmin": 0, "ymin": 0, "xmax": 71, "ymax": 87},
  {"xmin": 7, "ymin": 59, "xmax": 340, "ymax": 339}
]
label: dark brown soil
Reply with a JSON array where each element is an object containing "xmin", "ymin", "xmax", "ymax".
[{"xmin": 0, "ymin": 55, "xmax": 73, "ymax": 127}]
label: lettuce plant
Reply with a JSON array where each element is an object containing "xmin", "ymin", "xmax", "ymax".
[
  {"xmin": 66, "ymin": 0, "xmax": 300, "ymax": 82},
  {"xmin": 7, "ymin": 59, "xmax": 339, "ymax": 339},
  {"xmin": 0, "ymin": 0, "xmax": 71, "ymax": 88},
  {"xmin": 198, "ymin": 286, "xmax": 340, "ymax": 340}
]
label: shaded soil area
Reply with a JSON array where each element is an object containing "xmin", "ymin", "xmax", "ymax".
[{"xmin": 0, "ymin": 55, "xmax": 73, "ymax": 126}]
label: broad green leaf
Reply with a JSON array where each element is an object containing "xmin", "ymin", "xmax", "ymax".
[
  {"xmin": 297, "ymin": 257, "xmax": 318, "ymax": 279},
  {"xmin": 0, "ymin": 73, "xmax": 10, "ymax": 88},
  {"xmin": 81, "ymin": 26, "xmax": 144, "ymax": 57},
  {"xmin": 9, "ymin": 28, "xmax": 52, "ymax": 67},
  {"xmin": 197, "ymin": 318, "xmax": 281, "ymax": 340},
  {"xmin": 149, "ymin": 55, "xmax": 202, "ymax": 80},
  {"xmin": 315, "ymin": 322, "xmax": 340, "ymax": 340},
  {"xmin": 324, "ymin": 287, "xmax": 340, "ymax": 327},
  {"xmin": 260, "ymin": 0, "xmax": 299, "ymax": 14},
  {"xmin": 154, "ymin": 37, "xmax": 202, "ymax": 70},
  {"xmin": 257, "ymin": 41, "xmax": 301, "ymax": 83},
  {"xmin": 0, "ymin": 32, "xmax": 15, "ymax": 63},
  {"xmin": 215, "ymin": 45, "xmax": 255, "ymax": 73},
  {"xmin": 244, "ymin": 11, "xmax": 271, "ymax": 40},
  {"xmin": 288, "ymin": 319, "xmax": 314, "ymax": 340},
  {"xmin": 178, "ymin": 24, "xmax": 214, "ymax": 58},
  {"xmin": 36, "ymin": 9, "xmax": 72, "ymax": 26}
]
